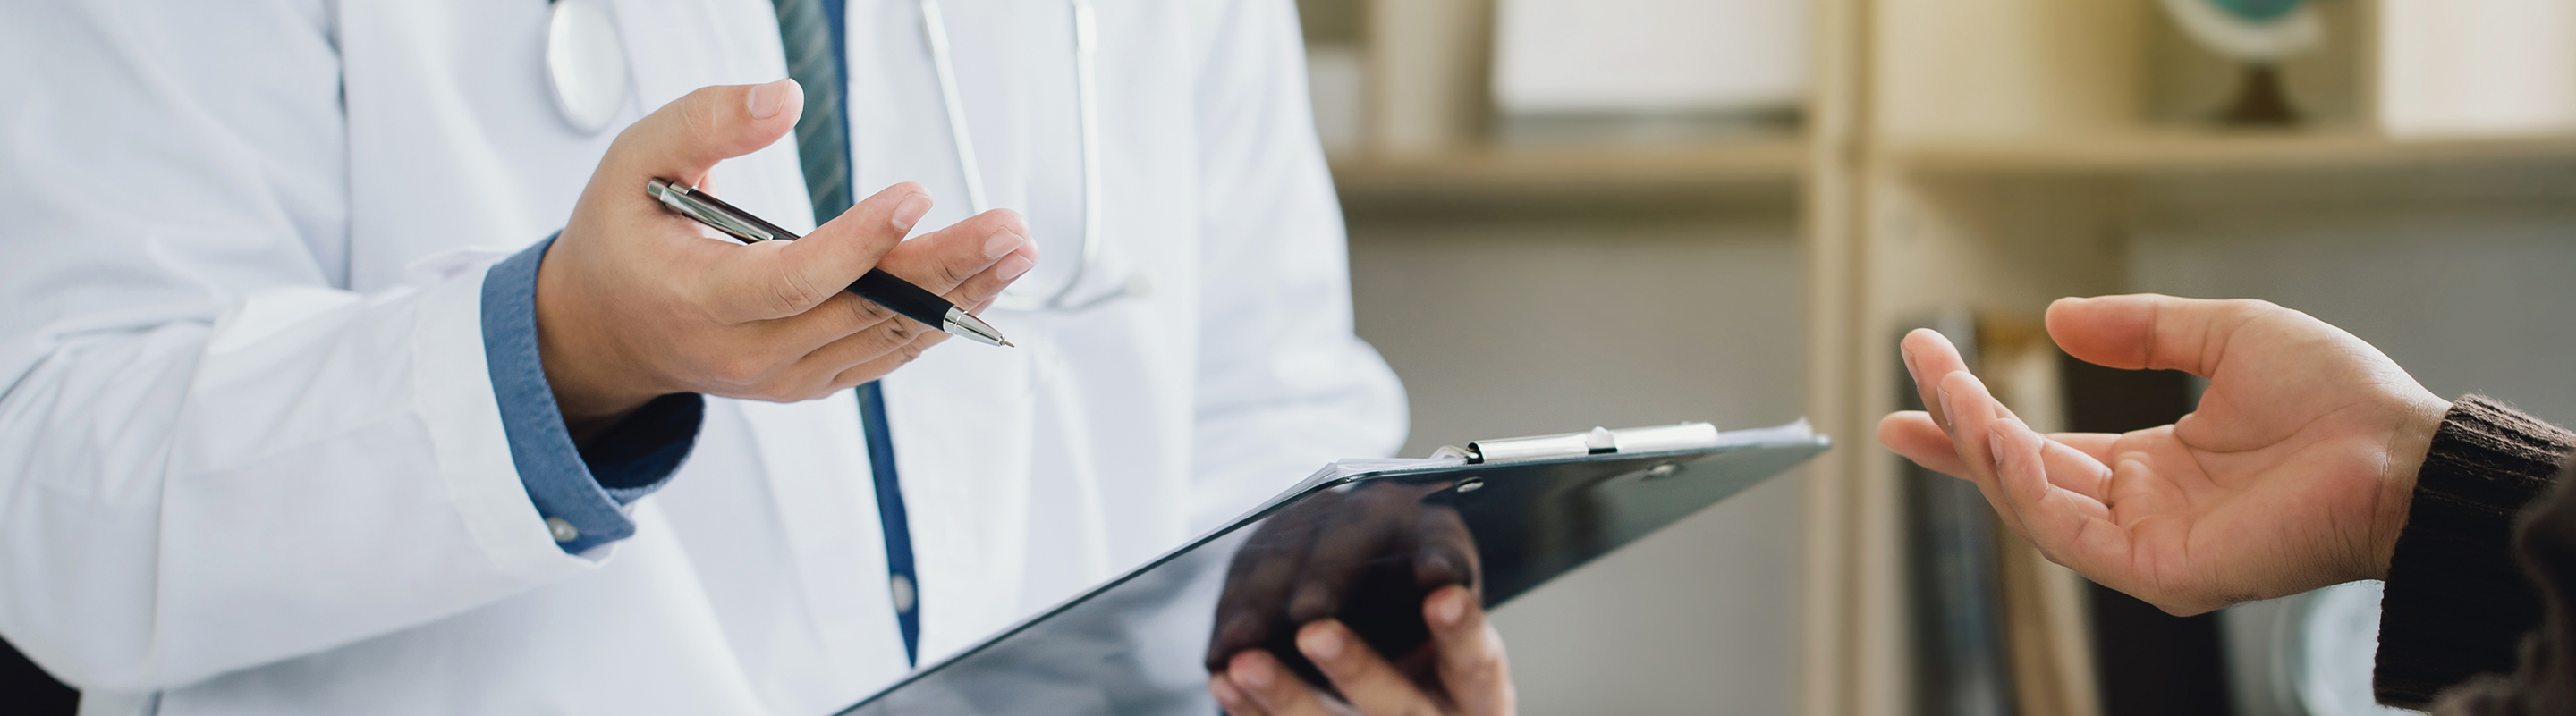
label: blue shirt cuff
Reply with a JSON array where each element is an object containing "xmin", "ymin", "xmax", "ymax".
[{"xmin": 482, "ymin": 235, "xmax": 703, "ymax": 554}]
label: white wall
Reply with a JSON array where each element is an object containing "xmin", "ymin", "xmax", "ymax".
[
  {"xmin": 2131, "ymin": 187, "xmax": 2576, "ymax": 425},
  {"xmin": 1347, "ymin": 211, "xmax": 1807, "ymax": 715}
]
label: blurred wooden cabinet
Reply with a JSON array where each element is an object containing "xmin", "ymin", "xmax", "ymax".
[{"xmin": 1305, "ymin": 0, "xmax": 2576, "ymax": 714}]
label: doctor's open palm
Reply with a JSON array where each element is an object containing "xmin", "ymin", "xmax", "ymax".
[
  {"xmin": 536, "ymin": 78, "xmax": 1040, "ymax": 442},
  {"xmin": 1879, "ymin": 295, "xmax": 2451, "ymax": 616}
]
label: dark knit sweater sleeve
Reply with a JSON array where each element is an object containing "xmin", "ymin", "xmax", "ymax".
[{"xmin": 2376, "ymin": 395, "xmax": 2575, "ymax": 710}]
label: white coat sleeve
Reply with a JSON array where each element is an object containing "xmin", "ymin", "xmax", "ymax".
[
  {"xmin": 1185, "ymin": 0, "xmax": 1410, "ymax": 532},
  {"xmin": 0, "ymin": 0, "xmax": 597, "ymax": 691}
]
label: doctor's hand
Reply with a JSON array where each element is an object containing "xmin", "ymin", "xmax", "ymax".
[
  {"xmin": 1877, "ymin": 295, "xmax": 2449, "ymax": 616},
  {"xmin": 1209, "ymin": 587, "xmax": 1513, "ymax": 716},
  {"xmin": 536, "ymin": 79, "xmax": 1038, "ymax": 440},
  {"xmin": 1206, "ymin": 481, "xmax": 1515, "ymax": 716}
]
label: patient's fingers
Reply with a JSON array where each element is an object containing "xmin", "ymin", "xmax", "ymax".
[
  {"xmin": 1991, "ymin": 418, "xmax": 2125, "ymax": 577},
  {"xmin": 1885, "ymin": 409, "xmax": 2128, "ymax": 514},
  {"xmin": 1936, "ymin": 372, "xmax": 2032, "ymax": 543},
  {"xmin": 2048, "ymin": 432, "xmax": 2123, "ymax": 466},
  {"xmin": 1881, "ymin": 411, "xmax": 1970, "ymax": 476},
  {"xmin": 2039, "ymin": 438, "xmax": 2118, "ymax": 504},
  {"xmin": 1902, "ymin": 329, "xmax": 1974, "ymax": 430}
]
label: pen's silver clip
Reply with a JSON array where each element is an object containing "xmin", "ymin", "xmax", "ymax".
[{"xmin": 648, "ymin": 178, "xmax": 777, "ymax": 243}]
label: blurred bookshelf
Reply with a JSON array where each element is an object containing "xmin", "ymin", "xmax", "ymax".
[
  {"xmin": 1891, "ymin": 131, "xmax": 2576, "ymax": 177},
  {"xmin": 1817, "ymin": 2, "xmax": 2576, "ymax": 716},
  {"xmin": 1329, "ymin": 137, "xmax": 1805, "ymax": 204},
  {"xmin": 1305, "ymin": 0, "xmax": 2576, "ymax": 715}
]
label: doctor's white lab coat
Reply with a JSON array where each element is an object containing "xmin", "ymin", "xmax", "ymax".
[{"xmin": 0, "ymin": 0, "xmax": 1405, "ymax": 712}]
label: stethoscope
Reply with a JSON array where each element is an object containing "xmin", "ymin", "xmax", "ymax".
[
  {"xmin": 920, "ymin": 0, "xmax": 1142, "ymax": 313},
  {"xmin": 543, "ymin": 0, "xmax": 1140, "ymax": 313},
  {"xmin": 543, "ymin": 0, "xmax": 629, "ymax": 135}
]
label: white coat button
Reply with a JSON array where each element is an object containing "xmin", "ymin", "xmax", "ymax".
[
  {"xmin": 890, "ymin": 574, "xmax": 917, "ymax": 614},
  {"xmin": 546, "ymin": 518, "xmax": 579, "ymax": 543}
]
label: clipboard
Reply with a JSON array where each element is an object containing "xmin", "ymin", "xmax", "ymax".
[{"xmin": 837, "ymin": 420, "xmax": 1830, "ymax": 715}]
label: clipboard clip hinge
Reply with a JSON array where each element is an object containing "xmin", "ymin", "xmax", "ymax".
[{"xmin": 1445, "ymin": 422, "xmax": 1721, "ymax": 464}]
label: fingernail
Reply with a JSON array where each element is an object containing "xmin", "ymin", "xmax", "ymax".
[
  {"xmin": 1902, "ymin": 347, "xmax": 1919, "ymax": 384},
  {"xmin": 747, "ymin": 78, "xmax": 794, "ymax": 120},
  {"xmin": 995, "ymin": 254, "xmax": 1036, "ymax": 282},
  {"xmin": 1290, "ymin": 583, "xmax": 1333, "ymax": 619},
  {"xmin": 1299, "ymin": 624, "xmax": 1344, "ymax": 661},
  {"xmin": 1217, "ymin": 614, "xmax": 1262, "ymax": 647},
  {"xmin": 891, "ymin": 195, "xmax": 932, "ymax": 232},
  {"xmin": 1989, "ymin": 428, "xmax": 2008, "ymax": 467},
  {"xmin": 981, "ymin": 229, "xmax": 1026, "ymax": 259},
  {"xmin": 1431, "ymin": 589, "xmax": 1467, "ymax": 627},
  {"xmin": 1419, "ymin": 550, "xmax": 1456, "ymax": 582},
  {"xmin": 1936, "ymin": 383, "xmax": 1957, "ymax": 429},
  {"xmin": 1209, "ymin": 678, "xmax": 1245, "ymax": 710},
  {"xmin": 1234, "ymin": 656, "xmax": 1274, "ymax": 689}
]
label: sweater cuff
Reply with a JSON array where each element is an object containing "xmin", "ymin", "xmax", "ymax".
[{"xmin": 2375, "ymin": 395, "xmax": 2574, "ymax": 708}]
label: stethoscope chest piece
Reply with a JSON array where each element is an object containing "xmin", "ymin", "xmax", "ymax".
[{"xmin": 545, "ymin": 0, "xmax": 631, "ymax": 134}]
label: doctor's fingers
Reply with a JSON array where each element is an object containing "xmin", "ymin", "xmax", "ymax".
[
  {"xmin": 600, "ymin": 80, "xmax": 804, "ymax": 195},
  {"xmin": 809, "ymin": 309, "xmax": 969, "ymax": 398},
  {"xmin": 748, "ymin": 207, "xmax": 1035, "ymax": 343},
  {"xmin": 1424, "ymin": 587, "xmax": 1515, "ymax": 716},
  {"xmin": 1412, "ymin": 508, "xmax": 1479, "ymax": 589},
  {"xmin": 790, "ymin": 235, "xmax": 1031, "ymax": 379},
  {"xmin": 1209, "ymin": 492, "xmax": 1351, "ymax": 671},
  {"xmin": 1301, "ymin": 620, "xmax": 1458, "ymax": 716},
  {"xmin": 695, "ymin": 183, "xmax": 939, "ymax": 323},
  {"xmin": 1285, "ymin": 494, "xmax": 1419, "ymax": 623},
  {"xmin": 1219, "ymin": 651, "xmax": 1345, "ymax": 716},
  {"xmin": 1211, "ymin": 674, "xmax": 1275, "ymax": 716}
]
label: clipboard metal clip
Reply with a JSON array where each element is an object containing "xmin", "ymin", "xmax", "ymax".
[{"xmin": 1439, "ymin": 422, "xmax": 1723, "ymax": 464}]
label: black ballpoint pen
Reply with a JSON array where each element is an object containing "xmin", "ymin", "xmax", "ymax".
[{"xmin": 646, "ymin": 178, "xmax": 1012, "ymax": 348}]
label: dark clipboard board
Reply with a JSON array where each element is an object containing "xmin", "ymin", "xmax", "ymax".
[{"xmin": 838, "ymin": 421, "xmax": 1829, "ymax": 715}]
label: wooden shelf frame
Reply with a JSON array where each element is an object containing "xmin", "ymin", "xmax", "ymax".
[
  {"xmin": 1328, "ymin": 137, "xmax": 1806, "ymax": 202},
  {"xmin": 1890, "ymin": 130, "xmax": 2576, "ymax": 177}
]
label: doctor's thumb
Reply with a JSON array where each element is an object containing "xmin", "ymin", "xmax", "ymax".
[{"xmin": 608, "ymin": 79, "xmax": 805, "ymax": 185}]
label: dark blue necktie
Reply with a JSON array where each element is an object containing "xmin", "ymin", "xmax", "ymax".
[{"xmin": 772, "ymin": 0, "xmax": 921, "ymax": 667}]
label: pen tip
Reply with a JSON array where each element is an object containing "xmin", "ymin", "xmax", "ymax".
[{"xmin": 999, "ymin": 339, "xmax": 1015, "ymax": 348}]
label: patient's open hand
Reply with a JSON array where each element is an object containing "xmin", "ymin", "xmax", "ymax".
[{"xmin": 1879, "ymin": 294, "xmax": 2449, "ymax": 615}]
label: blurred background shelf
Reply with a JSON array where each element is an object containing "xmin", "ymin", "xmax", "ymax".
[
  {"xmin": 1891, "ymin": 131, "xmax": 2576, "ymax": 177},
  {"xmin": 1305, "ymin": 0, "xmax": 2576, "ymax": 715},
  {"xmin": 1329, "ymin": 137, "xmax": 1805, "ymax": 205}
]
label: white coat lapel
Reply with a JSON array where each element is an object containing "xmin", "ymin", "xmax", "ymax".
[
  {"xmin": 881, "ymin": 332, "xmax": 1038, "ymax": 661},
  {"xmin": 731, "ymin": 395, "xmax": 911, "ymax": 674}
]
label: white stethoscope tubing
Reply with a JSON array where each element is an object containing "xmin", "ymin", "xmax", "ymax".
[
  {"xmin": 920, "ymin": 0, "xmax": 1128, "ymax": 313},
  {"xmin": 544, "ymin": 0, "xmax": 633, "ymax": 135},
  {"xmin": 918, "ymin": 0, "xmax": 990, "ymax": 215}
]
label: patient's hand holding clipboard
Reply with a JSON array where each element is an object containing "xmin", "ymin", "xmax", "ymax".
[{"xmin": 837, "ymin": 421, "xmax": 1828, "ymax": 716}]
